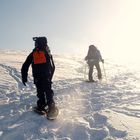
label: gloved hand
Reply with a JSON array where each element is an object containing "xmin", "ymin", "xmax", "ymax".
[
  {"xmin": 101, "ymin": 59, "xmax": 104, "ymax": 63},
  {"xmin": 22, "ymin": 78, "xmax": 27, "ymax": 86}
]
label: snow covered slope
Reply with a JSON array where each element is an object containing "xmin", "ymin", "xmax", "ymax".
[{"xmin": 0, "ymin": 50, "xmax": 140, "ymax": 140}]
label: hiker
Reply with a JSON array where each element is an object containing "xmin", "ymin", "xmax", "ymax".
[
  {"xmin": 21, "ymin": 36, "xmax": 56, "ymax": 113},
  {"xmin": 85, "ymin": 45, "xmax": 104, "ymax": 82}
]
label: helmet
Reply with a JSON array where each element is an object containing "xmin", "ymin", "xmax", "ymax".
[{"xmin": 33, "ymin": 37, "xmax": 47, "ymax": 48}]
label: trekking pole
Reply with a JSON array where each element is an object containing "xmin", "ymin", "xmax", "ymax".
[
  {"xmin": 84, "ymin": 62, "xmax": 87, "ymax": 80},
  {"xmin": 102, "ymin": 62, "xmax": 107, "ymax": 83}
]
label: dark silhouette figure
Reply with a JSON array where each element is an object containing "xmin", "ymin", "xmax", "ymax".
[
  {"xmin": 85, "ymin": 45, "xmax": 104, "ymax": 82},
  {"xmin": 21, "ymin": 37, "xmax": 56, "ymax": 112}
]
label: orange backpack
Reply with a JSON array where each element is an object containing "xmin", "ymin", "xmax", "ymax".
[{"xmin": 33, "ymin": 50, "xmax": 46, "ymax": 64}]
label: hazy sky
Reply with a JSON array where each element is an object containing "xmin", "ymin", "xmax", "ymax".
[{"xmin": 0, "ymin": 0, "xmax": 140, "ymax": 61}]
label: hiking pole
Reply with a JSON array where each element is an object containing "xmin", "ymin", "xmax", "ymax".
[
  {"xmin": 102, "ymin": 62, "xmax": 107, "ymax": 83},
  {"xmin": 84, "ymin": 62, "xmax": 87, "ymax": 80}
]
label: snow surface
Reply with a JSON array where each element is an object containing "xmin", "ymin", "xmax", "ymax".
[{"xmin": 0, "ymin": 50, "xmax": 140, "ymax": 140}]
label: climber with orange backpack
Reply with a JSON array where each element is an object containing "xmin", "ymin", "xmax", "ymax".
[{"xmin": 21, "ymin": 37, "xmax": 58, "ymax": 119}]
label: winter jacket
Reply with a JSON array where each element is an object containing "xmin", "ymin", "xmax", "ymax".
[
  {"xmin": 21, "ymin": 50, "xmax": 55, "ymax": 84},
  {"xmin": 85, "ymin": 48, "xmax": 103, "ymax": 63}
]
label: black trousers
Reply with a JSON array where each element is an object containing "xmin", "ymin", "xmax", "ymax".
[
  {"xmin": 88, "ymin": 62, "xmax": 102, "ymax": 81},
  {"xmin": 34, "ymin": 77, "xmax": 54, "ymax": 109}
]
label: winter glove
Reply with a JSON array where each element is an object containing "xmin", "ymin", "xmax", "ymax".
[
  {"xmin": 85, "ymin": 56, "xmax": 88, "ymax": 61},
  {"xmin": 22, "ymin": 78, "xmax": 27, "ymax": 86},
  {"xmin": 101, "ymin": 59, "xmax": 104, "ymax": 63}
]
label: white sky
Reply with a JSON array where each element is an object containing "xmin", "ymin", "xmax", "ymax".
[{"xmin": 0, "ymin": 0, "xmax": 140, "ymax": 62}]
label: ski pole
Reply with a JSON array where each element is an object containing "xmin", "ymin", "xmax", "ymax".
[
  {"xmin": 102, "ymin": 63, "xmax": 107, "ymax": 83},
  {"xmin": 84, "ymin": 62, "xmax": 87, "ymax": 80}
]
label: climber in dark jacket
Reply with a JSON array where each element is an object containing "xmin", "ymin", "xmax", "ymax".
[
  {"xmin": 21, "ymin": 37, "xmax": 55, "ymax": 112},
  {"xmin": 85, "ymin": 45, "xmax": 104, "ymax": 82}
]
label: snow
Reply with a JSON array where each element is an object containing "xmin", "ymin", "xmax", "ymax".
[{"xmin": 0, "ymin": 50, "xmax": 140, "ymax": 140}]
